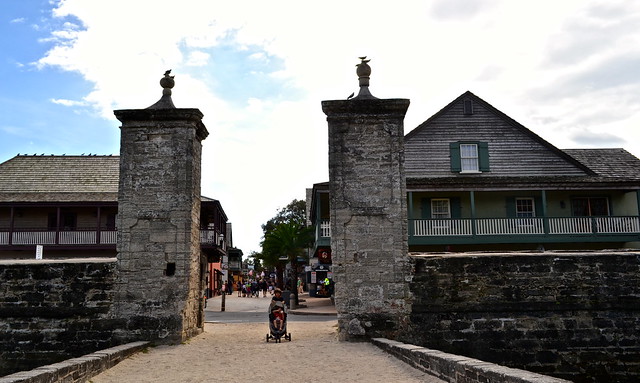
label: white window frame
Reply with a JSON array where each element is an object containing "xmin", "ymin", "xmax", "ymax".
[
  {"xmin": 431, "ymin": 199, "xmax": 451, "ymax": 229},
  {"xmin": 460, "ymin": 143, "xmax": 480, "ymax": 173},
  {"xmin": 515, "ymin": 198, "xmax": 535, "ymax": 218}
]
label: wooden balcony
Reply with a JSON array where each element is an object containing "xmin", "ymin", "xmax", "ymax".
[
  {"xmin": 409, "ymin": 216, "xmax": 640, "ymax": 245},
  {"xmin": 0, "ymin": 228, "xmax": 225, "ymax": 248},
  {"xmin": 313, "ymin": 216, "xmax": 640, "ymax": 246}
]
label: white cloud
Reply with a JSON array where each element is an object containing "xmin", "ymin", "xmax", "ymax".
[
  {"xmin": 185, "ymin": 51, "xmax": 210, "ymax": 67},
  {"xmin": 32, "ymin": 0, "xmax": 640, "ymax": 253},
  {"xmin": 50, "ymin": 98, "xmax": 86, "ymax": 107}
]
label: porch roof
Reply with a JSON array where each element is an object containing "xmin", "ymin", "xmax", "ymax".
[
  {"xmin": 406, "ymin": 174, "xmax": 640, "ymax": 192},
  {"xmin": 0, "ymin": 155, "xmax": 119, "ymax": 203},
  {"xmin": 563, "ymin": 148, "xmax": 640, "ymax": 178}
]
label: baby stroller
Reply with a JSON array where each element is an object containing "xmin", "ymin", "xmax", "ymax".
[{"xmin": 266, "ymin": 304, "xmax": 291, "ymax": 343}]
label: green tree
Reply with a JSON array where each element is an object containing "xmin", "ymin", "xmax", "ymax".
[
  {"xmin": 257, "ymin": 199, "xmax": 314, "ymax": 307},
  {"xmin": 261, "ymin": 199, "xmax": 306, "ymax": 236},
  {"xmin": 261, "ymin": 221, "xmax": 314, "ymax": 307}
]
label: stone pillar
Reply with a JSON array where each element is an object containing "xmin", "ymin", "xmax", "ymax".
[
  {"xmin": 110, "ymin": 71, "xmax": 209, "ymax": 344},
  {"xmin": 321, "ymin": 58, "xmax": 412, "ymax": 341}
]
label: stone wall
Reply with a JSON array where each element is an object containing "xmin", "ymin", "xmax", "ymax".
[
  {"xmin": 372, "ymin": 338, "xmax": 570, "ymax": 383},
  {"xmin": 407, "ymin": 251, "xmax": 640, "ymax": 383},
  {"xmin": 322, "ymin": 97, "xmax": 412, "ymax": 340},
  {"xmin": 0, "ymin": 259, "xmax": 117, "ymax": 377},
  {"xmin": 112, "ymin": 106, "xmax": 208, "ymax": 344}
]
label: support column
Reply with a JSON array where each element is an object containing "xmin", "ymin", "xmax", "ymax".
[
  {"xmin": 110, "ymin": 71, "xmax": 209, "ymax": 344},
  {"xmin": 470, "ymin": 191, "xmax": 476, "ymax": 236},
  {"xmin": 322, "ymin": 58, "xmax": 412, "ymax": 341}
]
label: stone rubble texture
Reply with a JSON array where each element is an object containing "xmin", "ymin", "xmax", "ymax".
[
  {"xmin": 322, "ymin": 98, "xmax": 413, "ymax": 340},
  {"xmin": 110, "ymin": 107, "xmax": 208, "ymax": 344}
]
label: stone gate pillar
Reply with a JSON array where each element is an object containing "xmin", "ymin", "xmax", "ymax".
[
  {"xmin": 111, "ymin": 71, "xmax": 209, "ymax": 344},
  {"xmin": 321, "ymin": 58, "xmax": 412, "ymax": 341}
]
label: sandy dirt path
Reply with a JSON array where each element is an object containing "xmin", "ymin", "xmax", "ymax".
[{"xmin": 90, "ymin": 319, "xmax": 443, "ymax": 382}]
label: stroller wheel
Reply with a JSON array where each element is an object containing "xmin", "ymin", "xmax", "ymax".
[
  {"xmin": 266, "ymin": 334, "xmax": 269, "ymax": 342},
  {"xmin": 287, "ymin": 333, "xmax": 292, "ymax": 341}
]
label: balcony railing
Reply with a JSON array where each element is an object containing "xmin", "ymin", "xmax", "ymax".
[
  {"xmin": 0, "ymin": 228, "xmax": 223, "ymax": 247},
  {"xmin": 411, "ymin": 216, "xmax": 640, "ymax": 237},
  {"xmin": 0, "ymin": 227, "xmax": 118, "ymax": 246},
  {"xmin": 314, "ymin": 216, "xmax": 640, "ymax": 244},
  {"xmin": 320, "ymin": 220, "xmax": 331, "ymax": 237}
]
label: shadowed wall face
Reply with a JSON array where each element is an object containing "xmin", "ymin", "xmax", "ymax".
[
  {"xmin": 0, "ymin": 260, "xmax": 117, "ymax": 376},
  {"xmin": 409, "ymin": 252, "xmax": 640, "ymax": 383}
]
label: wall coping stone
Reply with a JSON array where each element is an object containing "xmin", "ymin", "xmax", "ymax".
[
  {"xmin": 0, "ymin": 341, "xmax": 148, "ymax": 383},
  {"xmin": 371, "ymin": 338, "xmax": 571, "ymax": 383},
  {"xmin": 0, "ymin": 258, "xmax": 116, "ymax": 265}
]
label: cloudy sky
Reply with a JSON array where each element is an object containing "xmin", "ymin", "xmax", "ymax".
[{"xmin": 2, "ymin": 0, "xmax": 640, "ymax": 255}]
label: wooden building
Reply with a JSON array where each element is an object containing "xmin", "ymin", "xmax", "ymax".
[
  {"xmin": 0, "ymin": 155, "xmax": 231, "ymax": 264},
  {"xmin": 309, "ymin": 91, "xmax": 640, "ymax": 256}
]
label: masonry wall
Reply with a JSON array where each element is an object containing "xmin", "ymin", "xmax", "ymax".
[
  {"xmin": 0, "ymin": 259, "xmax": 116, "ymax": 377},
  {"xmin": 322, "ymin": 98, "xmax": 412, "ymax": 341},
  {"xmin": 111, "ymin": 108, "xmax": 208, "ymax": 344},
  {"xmin": 407, "ymin": 252, "xmax": 640, "ymax": 383}
]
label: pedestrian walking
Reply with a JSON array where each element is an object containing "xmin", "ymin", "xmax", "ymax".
[{"xmin": 261, "ymin": 279, "xmax": 268, "ymax": 297}]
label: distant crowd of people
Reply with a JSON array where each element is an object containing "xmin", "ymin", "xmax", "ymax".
[
  {"xmin": 219, "ymin": 276, "xmax": 308, "ymax": 298},
  {"xmin": 220, "ymin": 278, "xmax": 273, "ymax": 298}
]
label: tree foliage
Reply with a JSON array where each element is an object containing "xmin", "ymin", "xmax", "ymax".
[
  {"xmin": 257, "ymin": 199, "xmax": 314, "ymax": 302},
  {"xmin": 261, "ymin": 199, "xmax": 306, "ymax": 237}
]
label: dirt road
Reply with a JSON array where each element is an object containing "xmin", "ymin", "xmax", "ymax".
[{"xmin": 89, "ymin": 294, "xmax": 444, "ymax": 382}]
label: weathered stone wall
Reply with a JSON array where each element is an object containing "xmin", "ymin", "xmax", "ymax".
[
  {"xmin": 111, "ymin": 108, "xmax": 208, "ymax": 344},
  {"xmin": 322, "ymin": 98, "xmax": 412, "ymax": 340},
  {"xmin": 0, "ymin": 259, "xmax": 117, "ymax": 377},
  {"xmin": 407, "ymin": 252, "xmax": 640, "ymax": 383}
]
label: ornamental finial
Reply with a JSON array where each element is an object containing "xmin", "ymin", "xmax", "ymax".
[
  {"xmin": 148, "ymin": 69, "xmax": 176, "ymax": 109},
  {"xmin": 352, "ymin": 56, "xmax": 377, "ymax": 100}
]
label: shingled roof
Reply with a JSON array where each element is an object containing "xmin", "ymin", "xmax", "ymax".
[
  {"xmin": 563, "ymin": 148, "xmax": 640, "ymax": 179},
  {"xmin": 0, "ymin": 155, "xmax": 119, "ymax": 203}
]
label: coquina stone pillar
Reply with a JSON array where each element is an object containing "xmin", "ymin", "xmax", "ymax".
[
  {"xmin": 322, "ymin": 58, "xmax": 412, "ymax": 341},
  {"xmin": 111, "ymin": 71, "xmax": 209, "ymax": 344}
]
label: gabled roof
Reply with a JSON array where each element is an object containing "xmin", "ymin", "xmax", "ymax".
[
  {"xmin": 405, "ymin": 91, "xmax": 595, "ymax": 176},
  {"xmin": 0, "ymin": 155, "xmax": 119, "ymax": 203}
]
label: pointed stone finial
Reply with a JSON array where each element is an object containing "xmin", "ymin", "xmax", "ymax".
[
  {"xmin": 148, "ymin": 70, "xmax": 176, "ymax": 109},
  {"xmin": 352, "ymin": 56, "xmax": 377, "ymax": 100}
]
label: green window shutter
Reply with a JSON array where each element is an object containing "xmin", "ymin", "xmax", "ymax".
[
  {"xmin": 450, "ymin": 142, "xmax": 461, "ymax": 172},
  {"xmin": 451, "ymin": 197, "xmax": 462, "ymax": 218},
  {"xmin": 479, "ymin": 142, "xmax": 490, "ymax": 172},
  {"xmin": 534, "ymin": 196, "xmax": 543, "ymax": 217},
  {"xmin": 506, "ymin": 197, "xmax": 516, "ymax": 218},
  {"xmin": 420, "ymin": 198, "xmax": 431, "ymax": 219}
]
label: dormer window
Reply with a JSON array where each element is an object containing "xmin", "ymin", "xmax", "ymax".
[{"xmin": 450, "ymin": 141, "xmax": 490, "ymax": 173}]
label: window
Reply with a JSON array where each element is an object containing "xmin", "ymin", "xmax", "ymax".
[
  {"xmin": 571, "ymin": 197, "xmax": 610, "ymax": 216},
  {"xmin": 431, "ymin": 199, "xmax": 451, "ymax": 228},
  {"xmin": 460, "ymin": 144, "xmax": 479, "ymax": 172},
  {"xmin": 431, "ymin": 199, "xmax": 451, "ymax": 219},
  {"xmin": 516, "ymin": 198, "xmax": 535, "ymax": 217},
  {"xmin": 450, "ymin": 142, "xmax": 489, "ymax": 173}
]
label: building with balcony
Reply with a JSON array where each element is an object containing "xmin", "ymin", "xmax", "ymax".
[
  {"xmin": 0, "ymin": 154, "xmax": 232, "ymax": 263},
  {"xmin": 309, "ymin": 91, "xmax": 640, "ymax": 257}
]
